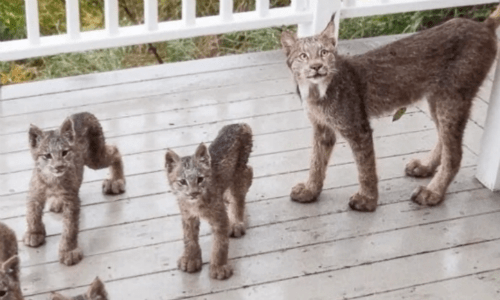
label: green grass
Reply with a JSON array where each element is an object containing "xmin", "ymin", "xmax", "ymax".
[{"xmin": 0, "ymin": 1, "xmax": 497, "ymax": 85}]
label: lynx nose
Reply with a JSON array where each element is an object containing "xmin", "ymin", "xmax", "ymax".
[
  {"xmin": 310, "ymin": 63, "xmax": 323, "ymax": 71},
  {"xmin": 190, "ymin": 192, "xmax": 201, "ymax": 198},
  {"xmin": 54, "ymin": 165, "xmax": 65, "ymax": 172}
]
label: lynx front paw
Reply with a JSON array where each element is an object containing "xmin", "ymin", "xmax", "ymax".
[
  {"xmin": 209, "ymin": 264, "xmax": 233, "ymax": 280},
  {"xmin": 290, "ymin": 183, "xmax": 319, "ymax": 203},
  {"xmin": 102, "ymin": 178, "xmax": 126, "ymax": 195},
  {"xmin": 59, "ymin": 248, "xmax": 83, "ymax": 266},
  {"xmin": 24, "ymin": 231, "xmax": 46, "ymax": 247},
  {"xmin": 229, "ymin": 222, "xmax": 246, "ymax": 238},
  {"xmin": 178, "ymin": 254, "xmax": 202, "ymax": 273},
  {"xmin": 411, "ymin": 186, "xmax": 443, "ymax": 206},
  {"xmin": 405, "ymin": 159, "xmax": 435, "ymax": 178},
  {"xmin": 349, "ymin": 192, "xmax": 377, "ymax": 212}
]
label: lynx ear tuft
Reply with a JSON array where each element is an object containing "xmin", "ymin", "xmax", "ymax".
[
  {"xmin": 60, "ymin": 117, "xmax": 76, "ymax": 145},
  {"xmin": 29, "ymin": 124, "xmax": 44, "ymax": 149},
  {"xmin": 165, "ymin": 149, "xmax": 181, "ymax": 173},
  {"xmin": 281, "ymin": 30, "xmax": 297, "ymax": 56},
  {"xmin": 320, "ymin": 13, "xmax": 337, "ymax": 46},
  {"xmin": 50, "ymin": 292, "xmax": 69, "ymax": 300},
  {"xmin": 87, "ymin": 277, "xmax": 108, "ymax": 299},
  {"xmin": 194, "ymin": 143, "xmax": 211, "ymax": 168}
]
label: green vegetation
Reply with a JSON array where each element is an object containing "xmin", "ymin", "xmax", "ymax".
[{"xmin": 0, "ymin": 1, "xmax": 496, "ymax": 85}]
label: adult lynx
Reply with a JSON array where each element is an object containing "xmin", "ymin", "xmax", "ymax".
[
  {"xmin": 0, "ymin": 222, "xmax": 23, "ymax": 300},
  {"xmin": 281, "ymin": 7, "xmax": 500, "ymax": 211}
]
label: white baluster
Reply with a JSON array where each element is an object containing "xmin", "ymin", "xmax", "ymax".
[
  {"xmin": 220, "ymin": 0, "xmax": 233, "ymax": 21},
  {"xmin": 182, "ymin": 0, "xmax": 196, "ymax": 26},
  {"xmin": 298, "ymin": 0, "xmax": 340, "ymax": 37},
  {"xmin": 25, "ymin": 0, "xmax": 40, "ymax": 45},
  {"xmin": 257, "ymin": 0, "xmax": 270, "ymax": 17},
  {"xmin": 105, "ymin": 0, "xmax": 119, "ymax": 35},
  {"xmin": 145, "ymin": 0, "xmax": 158, "ymax": 31},
  {"xmin": 66, "ymin": 0, "xmax": 80, "ymax": 39}
]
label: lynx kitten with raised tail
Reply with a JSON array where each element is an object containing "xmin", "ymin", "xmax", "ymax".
[
  {"xmin": 165, "ymin": 123, "xmax": 253, "ymax": 280},
  {"xmin": 281, "ymin": 6, "xmax": 500, "ymax": 211},
  {"xmin": 50, "ymin": 277, "xmax": 108, "ymax": 300},
  {"xmin": 25, "ymin": 112, "xmax": 126, "ymax": 266},
  {"xmin": 0, "ymin": 222, "xmax": 23, "ymax": 300}
]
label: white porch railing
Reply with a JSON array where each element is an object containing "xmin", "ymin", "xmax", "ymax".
[{"xmin": 1, "ymin": 0, "xmax": 499, "ymax": 191}]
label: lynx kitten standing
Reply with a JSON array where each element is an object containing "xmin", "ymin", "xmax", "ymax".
[
  {"xmin": 0, "ymin": 222, "xmax": 23, "ymax": 300},
  {"xmin": 50, "ymin": 277, "xmax": 108, "ymax": 300},
  {"xmin": 281, "ymin": 7, "xmax": 500, "ymax": 211},
  {"xmin": 165, "ymin": 123, "xmax": 253, "ymax": 280},
  {"xmin": 25, "ymin": 112, "xmax": 126, "ymax": 266}
]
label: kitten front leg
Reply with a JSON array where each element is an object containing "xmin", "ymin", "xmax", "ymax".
[
  {"xmin": 208, "ymin": 207, "xmax": 233, "ymax": 280},
  {"xmin": 343, "ymin": 126, "xmax": 378, "ymax": 212},
  {"xmin": 178, "ymin": 215, "xmax": 202, "ymax": 273},
  {"xmin": 59, "ymin": 195, "xmax": 83, "ymax": 266},
  {"xmin": 24, "ymin": 192, "xmax": 47, "ymax": 247},
  {"xmin": 291, "ymin": 124, "xmax": 335, "ymax": 203}
]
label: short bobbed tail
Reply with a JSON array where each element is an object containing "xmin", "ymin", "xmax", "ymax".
[{"xmin": 485, "ymin": 3, "xmax": 500, "ymax": 31}]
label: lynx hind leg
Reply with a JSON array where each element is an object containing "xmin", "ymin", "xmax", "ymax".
[
  {"xmin": 406, "ymin": 100, "xmax": 442, "ymax": 178},
  {"xmin": 228, "ymin": 165, "xmax": 253, "ymax": 238},
  {"xmin": 411, "ymin": 97, "xmax": 470, "ymax": 206},
  {"xmin": 83, "ymin": 122, "xmax": 125, "ymax": 195}
]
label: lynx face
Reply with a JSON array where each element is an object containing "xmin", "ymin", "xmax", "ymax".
[
  {"xmin": 50, "ymin": 277, "xmax": 108, "ymax": 300},
  {"xmin": 0, "ymin": 256, "xmax": 22, "ymax": 300},
  {"xmin": 281, "ymin": 18, "xmax": 337, "ymax": 98},
  {"xmin": 29, "ymin": 119, "xmax": 76, "ymax": 178},
  {"xmin": 165, "ymin": 143, "xmax": 212, "ymax": 204}
]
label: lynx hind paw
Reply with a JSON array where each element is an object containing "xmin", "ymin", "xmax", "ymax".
[
  {"xmin": 49, "ymin": 199, "xmax": 64, "ymax": 213},
  {"xmin": 178, "ymin": 255, "xmax": 202, "ymax": 273},
  {"xmin": 24, "ymin": 231, "xmax": 46, "ymax": 247},
  {"xmin": 405, "ymin": 159, "xmax": 434, "ymax": 178},
  {"xmin": 290, "ymin": 183, "xmax": 319, "ymax": 203},
  {"xmin": 229, "ymin": 222, "xmax": 246, "ymax": 238},
  {"xmin": 411, "ymin": 186, "xmax": 443, "ymax": 206},
  {"xmin": 102, "ymin": 178, "xmax": 126, "ymax": 195},
  {"xmin": 59, "ymin": 248, "xmax": 83, "ymax": 266},
  {"xmin": 349, "ymin": 192, "xmax": 377, "ymax": 212},
  {"xmin": 209, "ymin": 264, "xmax": 233, "ymax": 280}
]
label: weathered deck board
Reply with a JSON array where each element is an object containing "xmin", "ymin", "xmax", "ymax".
[{"xmin": 1, "ymin": 34, "xmax": 499, "ymax": 300}]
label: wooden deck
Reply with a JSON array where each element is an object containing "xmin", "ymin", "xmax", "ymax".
[{"xmin": 1, "ymin": 33, "xmax": 500, "ymax": 299}]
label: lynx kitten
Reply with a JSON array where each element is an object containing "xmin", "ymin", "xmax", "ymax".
[
  {"xmin": 165, "ymin": 123, "xmax": 253, "ymax": 280},
  {"xmin": 281, "ymin": 6, "xmax": 500, "ymax": 211},
  {"xmin": 50, "ymin": 277, "xmax": 108, "ymax": 300},
  {"xmin": 0, "ymin": 222, "xmax": 23, "ymax": 300},
  {"xmin": 25, "ymin": 112, "xmax": 126, "ymax": 266}
]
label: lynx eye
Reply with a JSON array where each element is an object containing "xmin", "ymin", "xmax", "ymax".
[
  {"xmin": 299, "ymin": 53, "xmax": 308, "ymax": 60},
  {"xmin": 179, "ymin": 179, "xmax": 187, "ymax": 186},
  {"xmin": 62, "ymin": 150, "xmax": 69, "ymax": 157},
  {"xmin": 320, "ymin": 49, "xmax": 329, "ymax": 57},
  {"xmin": 197, "ymin": 177, "xmax": 204, "ymax": 184},
  {"xmin": 0, "ymin": 291, "xmax": 7, "ymax": 296},
  {"xmin": 43, "ymin": 153, "xmax": 52, "ymax": 160}
]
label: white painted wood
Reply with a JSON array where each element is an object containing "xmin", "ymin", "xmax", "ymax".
[
  {"xmin": 182, "ymin": 0, "xmax": 196, "ymax": 26},
  {"xmin": 0, "ymin": 8, "xmax": 312, "ymax": 61},
  {"xmin": 104, "ymin": 0, "xmax": 119, "ymax": 36},
  {"xmin": 476, "ymin": 58, "xmax": 500, "ymax": 191},
  {"xmin": 25, "ymin": 0, "xmax": 40, "ymax": 45},
  {"xmin": 340, "ymin": 0, "xmax": 498, "ymax": 19},
  {"xmin": 256, "ymin": 0, "xmax": 270, "ymax": 17},
  {"xmin": 220, "ymin": 0, "xmax": 234, "ymax": 21},
  {"xmin": 297, "ymin": 0, "xmax": 340, "ymax": 37},
  {"xmin": 65, "ymin": 0, "xmax": 81, "ymax": 39},
  {"xmin": 144, "ymin": 0, "xmax": 159, "ymax": 31}
]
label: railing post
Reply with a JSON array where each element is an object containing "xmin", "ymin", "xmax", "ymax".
[
  {"xmin": 298, "ymin": 0, "xmax": 340, "ymax": 38},
  {"xmin": 105, "ymin": 0, "xmax": 119, "ymax": 35},
  {"xmin": 144, "ymin": 0, "xmax": 159, "ymax": 31},
  {"xmin": 476, "ymin": 60, "xmax": 500, "ymax": 191},
  {"xmin": 257, "ymin": 0, "xmax": 270, "ymax": 17},
  {"xmin": 25, "ymin": 0, "xmax": 41, "ymax": 45},
  {"xmin": 182, "ymin": 0, "xmax": 196, "ymax": 26},
  {"xmin": 66, "ymin": 0, "xmax": 81, "ymax": 39},
  {"xmin": 220, "ymin": 0, "xmax": 233, "ymax": 21}
]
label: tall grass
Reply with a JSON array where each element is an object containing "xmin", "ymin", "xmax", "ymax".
[{"xmin": 0, "ymin": 1, "xmax": 496, "ymax": 85}]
